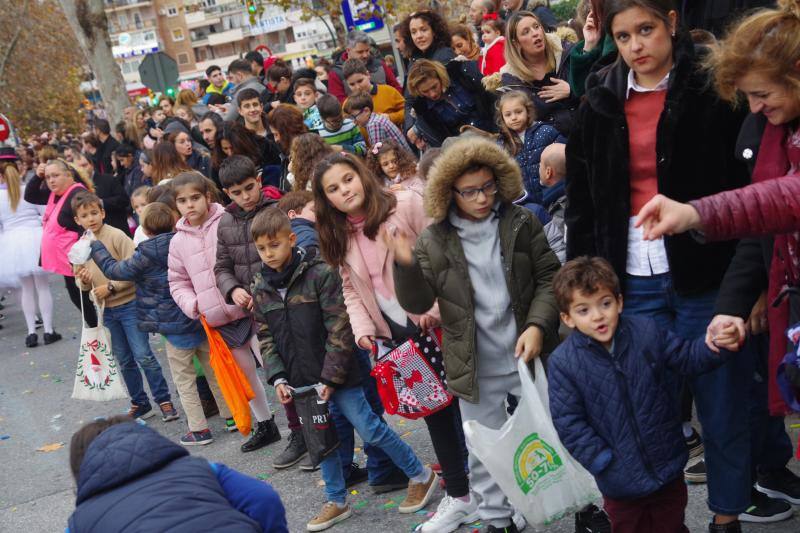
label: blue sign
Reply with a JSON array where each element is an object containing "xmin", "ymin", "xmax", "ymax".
[{"xmin": 341, "ymin": 0, "xmax": 384, "ymax": 33}]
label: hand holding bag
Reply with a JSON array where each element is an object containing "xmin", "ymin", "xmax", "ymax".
[
  {"xmin": 200, "ymin": 316, "xmax": 254, "ymax": 435},
  {"xmin": 72, "ymin": 300, "xmax": 128, "ymax": 402},
  {"xmin": 292, "ymin": 385, "xmax": 340, "ymax": 467},
  {"xmin": 463, "ymin": 358, "xmax": 600, "ymax": 528}
]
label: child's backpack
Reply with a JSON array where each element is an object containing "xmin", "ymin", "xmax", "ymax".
[{"xmin": 370, "ymin": 328, "xmax": 452, "ymax": 419}]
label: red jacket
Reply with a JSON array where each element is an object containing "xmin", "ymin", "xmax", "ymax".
[{"xmin": 480, "ymin": 37, "xmax": 506, "ymax": 76}]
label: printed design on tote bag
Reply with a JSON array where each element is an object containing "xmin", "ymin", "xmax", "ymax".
[
  {"xmin": 75, "ymin": 338, "xmax": 119, "ymax": 390},
  {"xmin": 513, "ymin": 432, "xmax": 565, "ymax": 495}
]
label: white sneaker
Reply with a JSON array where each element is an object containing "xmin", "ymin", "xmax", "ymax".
[{"xmin": 419, "ymin": 494, "xmax": 479, "ymax": 533}]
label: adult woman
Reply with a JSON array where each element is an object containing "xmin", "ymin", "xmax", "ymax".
[
  {"xmin": 495, "ymin": 11, "xmax": 578, "ymax": 134},
  {"xmin": 566, "ymin": 0, "xmax": 768, "ymax": 529},
  {"xmin": 167, "ymin": 130, "xmax": 210, "ymax": 178},
  {"xmin": 450, "ymin": 24, "xmax": 482, "ymax": 62},
  {"xmin": 212, "ymin": 121, "xmax": 282, "ymax": 190},
  {"xmin": 267, "ymin": 104, "xmax": 309, "ymax": 191},
  {"xmin": 139, "ymin": 149, "xmax": 154, "ymax": 185},
  {"xmin": 399, "ymin": 10, "xmax": 455, "ymax": 64},
  {"xmin": 159, "ymin": 96, "xmax": 175, "ymax": 117},
  {"xmin": 0, "ymin": 148, "xmax": 60, "ymax": 347},
  {"xmin": 151, "ymin": 141, "xmax": 191, "ymax": 185},
  {"xmin": 23, "ymin": 159, "xmax": 97, "ymax": 327},
  {"xmin": 405, "ymin": 59, "xmax": 497, "ymax": 148}
]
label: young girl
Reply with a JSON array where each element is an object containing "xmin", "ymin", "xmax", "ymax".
[
  {"xmin": 131, "ymin": 185, "xmax": 151, "ymax": 246},
  {"xmin": 496, "ymin": 90, "xmax": 565, "ymax": 205},
  {"xmin": 288, "ymin": 133, "xmax": 332, "ymax": 192},
  {"xmin": 480, "ymin": 15, "xmax": 506, "ymax": 76},
  {"xmin": 167, "ymin": 172, "xmax": 281, "ymax": 451},
  {"xmin": 365, "ymin": 140, "xmax": 424, "ymax": 195},
  {"xmin": 313, "ymin": 153, "xmax": 476, "ymax": 532},
  {"xmin": 389, "ymin": 137, "xmax": 561, "ymax": 532}
]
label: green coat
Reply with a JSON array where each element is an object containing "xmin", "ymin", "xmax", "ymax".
[{"xmin": 394, "ymin": 203, "xmax": 561, "ymax": 403}]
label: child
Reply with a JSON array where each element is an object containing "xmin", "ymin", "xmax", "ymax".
[
  {"xmin": 417, "ymin": 147, "xmax": 442, "ymax": 183},
  {"xmin": 480, "ymin": 15, "xmax": 506, "ymax": 76},
  {"xmin": 365, "ymin": 139, "xmax": 423, "ymax": 195},
  {"xmin": 89, "ymin": 202, "xmax": 234, "ymax": 445},
  {"xmin": 313, "ymin": 152, "xmax": 475, "ymax": 532},
  {"xmin": 539, "ymin": 143, "xmax": 567, "ymax": 264},
  {"xmin": 131, "ymin": 185, "xmax": 151, "ymax": 246},
  {"xmin": 496, "ymin": 90, "xmax": 565, "ymax": 205},
  {"xmin": 167, "ymin": 171, "xmax": 280, "ymax": 453},
  {"xmin": 71, "ymin": 191, "xmax": 176, "ymax": 422},
  {"xmin": 293, "ymin": 78, "xmax": 323, "ymax": 133},
  {"xmin": 250, "ymin": 208, "xmax": 436, "ymax": 531},
  {"xmin": 389, "ymin": 137, "xmax": 562, "ymax": 532},
  {"xmin": 343, "ymin": 92, "xmax": 411, "ymax": 152},
  {"xmin": 316, "ymin": 94, "xmax": 367, "ymax": 156},
  {"xmin": 547, "ymin": 257, "xmax": 741, "ymax": 533},
  {"xmin": 67, "ymin": 416, "xmax": 288, "ymax": 532},
  {"xmin": 276, "ymin": 191, "xmax": 318, "ymax": 252},
  {"xmin": 342, "ymin": 58, "xmax": 405, "ymax": 128},
  {"xmin": 287, "ymin": 133, "xmax": 333, "ymax": 192}
]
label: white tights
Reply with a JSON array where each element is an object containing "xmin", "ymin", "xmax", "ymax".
[
  {"xmin": 231, "ymin": 337, "xmax": 273, "ymax": 422},
  {"xmin": 18, "ymin": 272, "xmax": 54, "ymax": 335}
]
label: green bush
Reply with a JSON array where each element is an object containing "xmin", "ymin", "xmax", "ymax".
[{"xmin": 551, "ymin": 0, "xmax": 580, "ymax": 22}]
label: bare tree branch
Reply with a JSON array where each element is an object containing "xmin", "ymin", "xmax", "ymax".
[{"xmin": 0, "ymin": 0, "xmax": 30, "ymax": 86}]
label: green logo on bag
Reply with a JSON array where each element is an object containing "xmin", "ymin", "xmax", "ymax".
[{"xmin": 513, "ymin": 433, "xmax": 564, "ymax": 494}]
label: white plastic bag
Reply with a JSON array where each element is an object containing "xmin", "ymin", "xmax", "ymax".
[
  {"xmin": 67, "ymin": 233, "xmax": 93, "ymax": 265},
  {"xmin": 463, "ymin": 358, "xmax": 600, "ymax": 529},
  {"xmin": 72, "ymin": 303, "xmax": 128, "ymax": 402}
]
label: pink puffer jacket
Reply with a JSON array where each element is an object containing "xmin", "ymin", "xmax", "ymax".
[{"xmin": 168, "ymin": 202, "xmax": 248, "ymax": 327}]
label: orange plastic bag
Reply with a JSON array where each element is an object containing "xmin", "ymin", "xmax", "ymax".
[{"xmin": 200, "ymin": 316, "xmax": 254, "ymax": 435}]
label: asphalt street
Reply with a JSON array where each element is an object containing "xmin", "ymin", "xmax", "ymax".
[{"xmin": 1, "ymin": 282, "xmax": 799, "ymax": 532}]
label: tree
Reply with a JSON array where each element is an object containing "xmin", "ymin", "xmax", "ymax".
[
  {"xmin": 59, "ymin": 0, "xmax": 129, "ymax": 128},
  {"xmin": 0, "ymin": 0, "xmax": 85, "ymax": 137}
]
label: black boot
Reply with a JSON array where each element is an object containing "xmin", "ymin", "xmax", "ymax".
[
  {"xmin": 709, "ymin": 520, "xmax": 742, "ymax": 532},
  {"xmin": 240, "ymin": 417, "xmax": 281, "ymax": 453},
  {"xmin": 273, "ymin": 429, "xmax": 308, "ymax": 468}
]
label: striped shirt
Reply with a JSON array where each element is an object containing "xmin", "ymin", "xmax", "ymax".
[{"xmin": 319, "ymin": 118, "xmax": 367, "ymax": 156}]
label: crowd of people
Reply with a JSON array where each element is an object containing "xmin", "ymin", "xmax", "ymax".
[{"xmin": 1, "ymin": 0, "xmax": 799, "ymax": 532}]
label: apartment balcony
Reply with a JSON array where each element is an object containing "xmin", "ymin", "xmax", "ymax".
[
  {"xmin": 185, "ymin": 11, "xmax": 221, "ymax": 30},
  {"xmin": 109, "ymin": 18, "xmax": 157, "ymax": 35},
  {"xmin": 208, "ymin": 27, "xmax": 244, "ymax": 46},
  {"xmin": 104, "ymin": 0, "xmax": 152, "ymax": 12}
]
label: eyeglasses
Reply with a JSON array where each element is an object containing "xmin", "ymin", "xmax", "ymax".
[{"xmin": 452, "ymin": 180, "xmax": 498, "ymax": 202}]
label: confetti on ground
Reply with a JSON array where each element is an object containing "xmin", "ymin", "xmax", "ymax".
[
  {"xmin": 411, "ymin": 523, "xmax": 422, "ymax": 531},
  {"xmin": 36, "ymin": 442, "xmax": 64, "ymax": 452},
  {"xmin": 52, "ymin": 377, "xmax": 64, "ymax": 383},
  {"xmin": 383, "ymin": 500, "xmax": 398, "ymax": 510},
  {"xmin": 29, "ymin": 361, "xmax": 34, "ymax": 366},
  {"xmin": 256, "ymin": 474, "xmax": 271, "ymax": 480},
  {"xmin": 317, "ymin": 480, "xmax": 325, "ymax": 487},
  {"xmin": 414, "ymin": 509, "xmax": 429, "ymax": 515},
  {"xmin": 0, "ymin": 435, "xmax": 10, "ymax": 441},
  {"xmin": 350, "ymin": 489, "xmax": 358, "ymax": 495},
  {"xmin": 353, "ymin": 447, "xmax": 362, "ymax": 453},
  {"xmin": 398, "ymin": 419, "xmax": 407, "ymax": 426},
  {"xmin": 353, "ymin": 501, "xmax": 368, "ymax": 510},
  {"xmin": 401, "ymin": 431, "xmax": 413, "ymax": 438},
  {"xmin": 40, "ymin": 373, "xmax": 50, "ymax": 378},
  {"xmin": 52, "ymin": 414, "xmax": 62, "ymax": 420},
  {"xmin": 22, "ymin": 390, "xmax": 32, "ymax": 395}
]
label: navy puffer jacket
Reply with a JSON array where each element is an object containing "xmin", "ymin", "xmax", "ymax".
[
  {"xmin": 68, "ymin": 422, "xmax": 261, "ymax": 532},
  {"xmin": 547, "ymin": 315, "xmax": 725, "ymax": 499},
  {"xmin": 91, "ymin": 233, "xmax": 203, "ymax": 335},
  {"xmin": 498, "ymin": 122, "xmax": 565, "ymax": 205}
]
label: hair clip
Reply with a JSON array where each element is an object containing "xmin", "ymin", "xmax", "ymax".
[
  {"xmin": 340, "ymin": 151, "xmax": 349, "ymax": 157},
  {"xmin": 483, "ymin": 13, "xmax": 499, "ymax": 21},
  {"xmin": 371, "ymin": 141, "xmax": 383, "ymax": 155}
]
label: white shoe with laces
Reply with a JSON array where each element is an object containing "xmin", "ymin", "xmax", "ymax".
[{"xmin": 419, "ymin": 494, "xmax": 479, "ymax": 532}]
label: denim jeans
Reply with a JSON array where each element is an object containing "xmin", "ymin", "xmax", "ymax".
[
  {"xmin": 104, "ymin": 301, "xmax": 171, "ymax": 406},
  {"xmin": 321, "ymin": 386, "xmax": 424, "ymax": 504},
  {"xmin": 623, "ymin": 273, "xmax": 752, "ymax": 514},
  {"xmin": 329, "ymin": 348, "xmax": 400, "ymax": 484}
]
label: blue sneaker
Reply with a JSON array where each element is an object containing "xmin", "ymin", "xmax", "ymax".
[{"xmin": 180, "ymin": 429, "xmax": 213, "ymax": 446}]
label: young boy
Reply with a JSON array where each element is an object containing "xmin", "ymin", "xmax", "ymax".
[
  {"xmin": 71, "ymin": 191, "xmax": 176, "ymax": 422},
  {"xmin": 343, "ymin": 92, "xmax": 411, "ymax": 152},
  {"xmin": 250, "ymin": 208, "xmax": 436, "ymax": 532},
  {"xmin": 548, "ymin": 257, "xmax": 741, "ymax": 533},
  {"xmin": 293, "ymin": 78, "xmax": 323, "ymax": 133},
  {"xmin": 342, "ymin": 58, "xmax": 404, "ymax": 128},
  {"xmin": 539, "ymin": 142, "xmax": 567, "ymax": 264},
  {"xmin": 391, "ymin": 137, "xmax": 561, "ymax": 532},
  {"xmin": 276, "ymin": 191, "xmax": 318, "ymax": 252},
  {"xmin": 316, "ymin": 94, "xmax": 367, "ymax": 156}
]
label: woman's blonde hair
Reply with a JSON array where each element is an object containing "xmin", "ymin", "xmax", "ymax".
[
  {"xmin": 505, "ymin": 11, "xmax": 557, "ymax": 80},
  {"xmin": 1, "ymin": 162, "xmax": 21, "ymax": 212},
  {"xmin": 175, "ymin": 89, "xmax": 198, "ymax": 107},
  {"xmin": 45, "ymin": 158, "xmax": 95, "ymax": 192},
  {"xmin": 709, "ymin": 0, "xmax": 800, "ymax": 102},
  {"xmin": 406, "ymin": 59, "xmax": 451, "ymax": 98}
]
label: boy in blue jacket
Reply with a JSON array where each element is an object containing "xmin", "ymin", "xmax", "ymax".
[
  {"xmin": 90, "ymin": 202, "xmax": 233, "ymax": 446},
  {"xmin": 548, "ymin": 257, "xmax": 742, "ymax": 533}
]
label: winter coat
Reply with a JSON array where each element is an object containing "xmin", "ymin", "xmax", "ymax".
[
  {"xmin": 93, "ymin": 172, "xmax": 131, "ymax": 236},
  {"xmin": 169, "ymin": 202, "xmax": 247, "ymax": 327},
  {"xmin": 408, "ymin": 59, "xmax": 498, "ymax": 148},
  {"xmin": 548, "ymin": 315, "xmax": 725, "ymax": 500},
  {"xmin": 402, "ymin": 46, "xmax": 456, "ymax": 138},
  {"xmin": 187, "ymin": 150, "xmax": 211, "ymax": 178},
  {"xmin": 480, "ymin": 37, "xmax": 506, "ymax": 76},
  {"xmin": 252, "ymin": 248, "xmax": 359, "ymax": 389},
  {"xmin": 565, "ymin": 34, "xmax": 750, "ymax": 295},
  {"xmin": 393, "ymin": 137, "xmax": 561, "ymax": 403},
  {"xmin": 91, "ymin": 232, "xmax": 203, "ymax": 335},
  {"xmin": 95, "ymin": 136, "xmax": 120, "ymax": 176},
  {"xmin": 121, "ymin": 161, "xmax": 149, "ymax": 198},
  {"xmin": 291, "ymin": 218, "xmax": 319, "ymax": 252},
  {"xmin": 327, "ymin": 50, "xmax": 403, "ymax": 103},
  {"xmin": 498, "ymin": 122, "xmax": 566, "ymax": 205},
  {"xmin": 340, "ymin": 189, "xmax": 438, "ymax": 343},
  {"xmin": 214, "ymin": 194, "xmax": 277, "ymax": 304},
  {"xmin": 497, "ymin": 33, "xmax": 578, "ymax": 135},
  {"xmin": 67, "ymin": 422, "xmax": 263, "ymax": 532}
]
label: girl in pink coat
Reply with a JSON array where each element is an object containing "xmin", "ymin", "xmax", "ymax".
[
  {"xmin": 167, "ymin": 171, "xmax": 280, "ymax": 452},
  {"xmin": 312, "ymin": 153, "xmax": 476, "ymax": 532}
]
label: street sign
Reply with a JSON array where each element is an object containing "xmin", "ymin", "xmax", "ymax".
[
  {"xmin": 138, "ymin": 52, "xmax": 179, "ymax": 95},
  {"xmin": 342, "ymin": 0, "xmax": 385, "ymax": 33},
  {"xmin": 0, "ymin": 115, "xmax": 10, "ymax": 142}
]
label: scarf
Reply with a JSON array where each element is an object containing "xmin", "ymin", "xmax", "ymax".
[{"xmin": 262, "ymin": 247, "xmax": 304, "ymax": 290}]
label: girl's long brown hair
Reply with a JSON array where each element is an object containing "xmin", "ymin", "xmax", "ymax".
[
  {"xmin": 152, "ymin": 140, "xmax": 191, "ymax": 185},
  {"xmin": 1, "ymin": 162, "xmax": 21, "ymax": 212},
  {"xmin": 267, "ymin": 104, "xmax": 309, "ymax": 154},
  {"xmin": 312, "ymin": 153, "xmax": 397, "ymax": 268},
  {"xmin": 496, "ymin": 90, "xmax": 536, "ymax": 156},
  {"xmin": 289, "ymin": 133, "xmax": 333, "ymax": 192}
]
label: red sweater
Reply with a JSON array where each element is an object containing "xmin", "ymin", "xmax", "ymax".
[
  {"xmin": 480, "ymin": 37, "xmax": 506, "ymax": 76},
  {"xmin": 624, "ymin": 90, "xmax": 667, "ymax": 215}
]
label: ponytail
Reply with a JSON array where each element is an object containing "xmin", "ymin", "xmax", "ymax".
[{"xmin": 1, "ymin": 163, "xmax": 21, "ymax": 212}]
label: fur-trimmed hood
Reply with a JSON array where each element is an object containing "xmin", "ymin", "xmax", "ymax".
[{"xmin": 424, "ymin": 137, "xmax": 524, "ymax": 222}]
